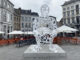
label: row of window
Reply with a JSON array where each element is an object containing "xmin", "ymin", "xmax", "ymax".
[
  {"xmin": 14, "ymin": 17, "xmax": 20, "ymax": 21},
  {"xmin": 64, "ymin": 19, "xmax": 72, "ymax": 24},
  {"xmin": 63, "ymin": 4, "xmax": 79, "ymax": 11},
  {"xmin": 2, "ymin": 9, "xmax": 13, "ymax": 22},
  {"xmin": 22, "ymin": 23, "xmax": 32, "ymax": 28},
  {"xmin": 21, "ymin": 16, "xmax": 31, "ymax": 21},
  {"xmin": 21, "ymin": 16, "xmax": 35, "ymax": 31},
  {"xmin": 64, "ymin": 16, "xmax": 80, "ymax": 24},
  {"xmin": 63, "ymin": 6, "xmax": 74, "ymax": 11},
  {"xmin": 3, "ymin": 25, "xmax": 13, "ymax": 33},
  {"xmin": 63, "ymin": 4, "xmax": 79, "ymax": 17},
  {"xmin": 63, "ymin": 10, "xmax": 75, "ymax": 17},
  {"xmin": 14, "ymin": 23, "xmax": 20, "ymax": 27},
  {"xmin": 14, "ymin": 25, "xmax": 20, "ymax": 30},
  {"xmin": 21, "ymin": 16, "xmax": 35, "ymax": 21}
]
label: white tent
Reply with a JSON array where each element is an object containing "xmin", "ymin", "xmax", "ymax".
[
  {"xmin": 28, "ymin": 32, "xmax": 34, "ymax": 34},
  {"xmin": 8, "ymin": 31, "xmax": 23, "ymax": 35},
  {"xmin": 24, "ymin": 31, "xmax": 34, "ymax": 35},
  {"xmin": 57, "ymin": 25, "xmax": 78, "ymax": 33},
  {"xmin": 0, "ymin": 31, "xmax": 5, "ymax": 34}
]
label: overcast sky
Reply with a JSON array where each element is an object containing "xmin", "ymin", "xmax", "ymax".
[{"xmin": 10, "ymin": 0, "xmax": 69, "ymax": 21}]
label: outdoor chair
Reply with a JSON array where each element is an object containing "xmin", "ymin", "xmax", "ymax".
[
  {"xmin": 30, "ymin": 39, "xmax": 36, "ymax": 44},
  {"xmin": 17, "ymin": 40, "xmax": 24, "ymax": 47},
  {"xmin": 23, "ymin": 40, "xmax": 28, "ymax": 45},
  {"xmin": 16, "ymin": 38, "xmax": 37, "ymax": 47}
]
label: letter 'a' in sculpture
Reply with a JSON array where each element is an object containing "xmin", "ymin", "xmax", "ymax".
[{"xmin": 33, "ymin": 4, "xmax": 58, "ymax": 52}]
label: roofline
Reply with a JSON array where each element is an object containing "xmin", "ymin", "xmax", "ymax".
[
  {"xmin": 8, "ymin": 0, "xmax": 14, "ymax": 6},
  {"xmin": 62, "ymin": 0, "xmax": 80, "ymax": 6}
]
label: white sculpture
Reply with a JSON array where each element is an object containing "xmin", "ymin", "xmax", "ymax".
[{"xmin": 33, "ymin": 4, "xmax": 57, "ymax": 51}]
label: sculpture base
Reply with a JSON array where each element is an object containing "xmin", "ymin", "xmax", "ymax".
[{"xmin": 23, "ymin": 44, "xmax": 66, "ymax": 60}]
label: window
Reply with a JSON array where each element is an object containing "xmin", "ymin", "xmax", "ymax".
[
  {"xmin": 32, "ymin": 18, "xmax": 35, "ymax": 21},
  {"xmin": 0, "ymin": 9, "xmax": 1, "ymax": 21},
  {"xmin": 72, "ymin": 17, "xmax": 75, "ymax": 23},
  {"xmin": 11, "ymin": 26, "xmax": 12, "ymax": 31},
  {"xmin": 63, "ymin": 18, "xmax": 66, "ymax": 24},
  {"xmin": 67, "ymin": 18, "xmax": 70, "ymax": 24},
  {"xmin": 71, "ymin": 6, "xmax": 74, "ymax": 9},
  {"xmin": 25, "ymin": 17, "xmax": 28, "ymax": 21},
  {"xmin": 4, "ymin": 25, "xmax": 6, "ymax": 32},
  {"xmin": 0, "ymin": 0, "xmax": 1, "ymax": 5},
  {"xmin": 3, "ymin": 10, "xmax": 6, "ymax": 22},
  {"xmin": 67, "ymin": 11, "xmax": 70, "ymax": 17},
  {"xmin": 17, "ymin": 17, "xmax": 18, "ymax": 21},
  {"xmin": 63, "ymin": 8, "xmax": 66, "ymax": 11},
  {"xmin": 7, "ymin": 12, "xmax": 10, "ymax": 22},
  {"xmin": 71, "ymin": 10, "xmax": 74, "ymax": 16},
  {"xmin": 22, "ymin": 17, "xmax": 24, "ymax": 21},
  {"xmin": 7, "ymin": 3, "xmax": 10, "ymax": 8},
  {"xmin": 29, "ymin": 23, "xmax": 31, "ymax": 28},
  {"xmin": 25, "ymin": 17, "xmax": 30, "ymax": 21},
  {"xmin": 11, "ymin": 14, "xmax": 13, "ymax": 21},
  {"xmin": 76, "ymin": 5, "xmax": 79, "ymax": 15},
  {"xmin": 25, "ymin": 23, "xmax": 28, "ymax": 28},
  {"xmin": 4, "ymin": 1, "xmax": 6, "ymax": 6},
  {"xmin": 63, "ymin": 12, "xmax": 66, "ymax": 17},
  {"xmin": 25, "ymin": 23, "xmax": 31, "ymax": 28},
  {"xmin": 67, "ymin": 7, "xmax": 70, "ymax": 10},
  {"xmin": 28, "ymin": 17, "xmax": 31, "ymax": 21},
  {"xmin": 76, "ymin": 16, "xmax": 79, "ymax": 24},
  {"xmin": 22, "ymin": 23, "xmax": 24, "ymax": 28}
]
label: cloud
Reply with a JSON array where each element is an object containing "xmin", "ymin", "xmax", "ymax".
[{"xmin": 10, "ymin": 0, "xmax": 69, "ymax": 21}]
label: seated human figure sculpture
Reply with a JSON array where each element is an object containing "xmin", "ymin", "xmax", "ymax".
[{"xmin": 33, "ymin": 4, "xmax": 58, "ymax": 51}]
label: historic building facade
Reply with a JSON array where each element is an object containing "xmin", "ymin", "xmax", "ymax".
[
  {"xmin": 14, "ymin": 8, "xmax": 21, "ymax": 31},
  {"xmin": 21, "ymin": 9, "xmax": 39, "ymax": 32},
  {"xmin": 0, "ymin": 0, "xmax": 14, "ymax": 38},
  {"xmin": 62, "ymin": 0, "xmax": 80, "ymax": 30}
]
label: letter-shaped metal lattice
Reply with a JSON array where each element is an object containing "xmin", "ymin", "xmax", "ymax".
[{"xmin": 33, "ymin": 4, "xmax": 57, "ymax": 51}]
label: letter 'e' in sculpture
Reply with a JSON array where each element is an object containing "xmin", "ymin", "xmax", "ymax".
[{"xmin": 33, "ymin": 4, "xmax": 58, "ymax": 52}]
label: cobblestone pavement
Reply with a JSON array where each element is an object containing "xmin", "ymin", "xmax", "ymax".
[{"xmin": 0, "ymin": 44, "xmax": 80, "ymax": 60}]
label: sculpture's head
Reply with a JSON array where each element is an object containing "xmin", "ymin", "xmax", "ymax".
[{"xmin": 41, "ymin": 4, "xmax": 49, "ymax": 17}]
